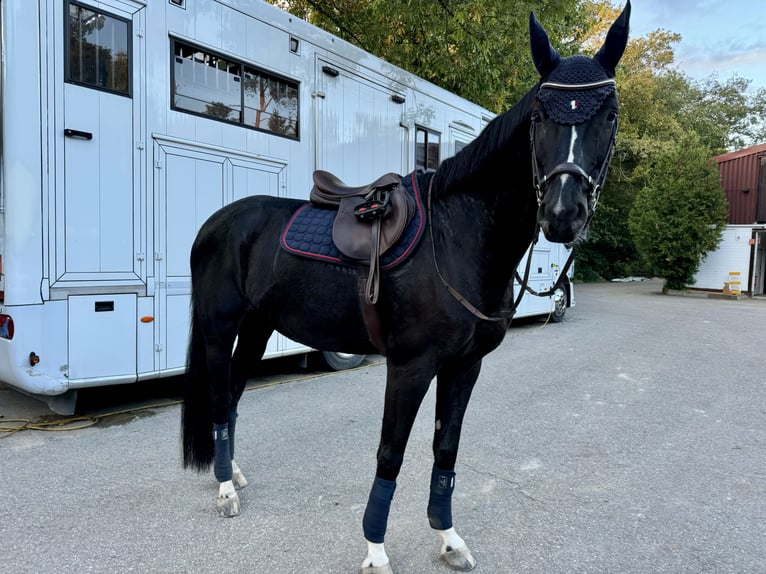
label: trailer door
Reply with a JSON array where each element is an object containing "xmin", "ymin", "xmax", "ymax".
[
  {"xmin": 315, "ymin": 58, "xmax": 406, "ymax": 179},
  {"xmin": 58, "ymin": 1, "xmax": 143, "ymax": 285},
  {"xmin": 58, "ymin": 1, "xmax": 145, "ymax": 382}
]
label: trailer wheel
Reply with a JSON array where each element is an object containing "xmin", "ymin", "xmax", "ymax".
[
  {"xmin": 319, "ymin": 351, "xmax": 366, "ymax": 371},
  {"xmin": 550, "ymin": 286, "xmax": 568, "ymax": 323}
]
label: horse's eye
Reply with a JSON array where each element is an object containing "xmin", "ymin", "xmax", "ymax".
[
  {"xmin": 531, "ymin": 112, "xmax": 542, "ymax": 123},
  {"xmin": 607, "ymin": 110, "xmax": 618, "ymax": 123}
]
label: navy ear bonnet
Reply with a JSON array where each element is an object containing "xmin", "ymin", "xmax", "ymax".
[{"xmin": 536, "ymin": 55, "xmax": 615, "ymax": 125}]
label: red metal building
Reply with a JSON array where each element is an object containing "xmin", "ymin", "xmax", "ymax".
[
  {"xmin": 694, "ymin": 143, "xmax": 766, "ymax": 294},
  {"xmin": 716, "ymin": 142, "xmax": 766, "ymax": 224}
]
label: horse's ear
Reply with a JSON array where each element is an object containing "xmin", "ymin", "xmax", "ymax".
[
  {"xmin": 594, "ymin": 0, "xmax": 631, "ymax": 76},
  {"xmin": 529, "ymin": 12, "xmax": 560, "ymax": 77}
]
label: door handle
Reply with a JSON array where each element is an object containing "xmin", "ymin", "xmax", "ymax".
[
  {"xmin": 64, "ymin": 128, "xmax": 93, "ymax": 140},
  {"xmin": 95, "ymin": 301, "xmax": 114, "ymax": 312}
]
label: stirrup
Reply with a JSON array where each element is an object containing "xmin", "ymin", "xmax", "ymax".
[{"xmin": 354, "ymin": 190, "xmax": 391, "ymax": 221}]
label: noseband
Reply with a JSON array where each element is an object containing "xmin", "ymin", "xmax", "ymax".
[{"xmin": 530, "ymin": 78, "xmax": 618, "ymax": 215}]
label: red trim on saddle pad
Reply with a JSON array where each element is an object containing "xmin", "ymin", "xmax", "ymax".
[{"xmin": 280, "ymin": 171, "xmax": 426, "ymax": 269}]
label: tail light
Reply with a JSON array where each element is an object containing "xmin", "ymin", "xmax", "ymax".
[{"xmin": 0, "ymin": 314, "xmax": 14, "ymax": 339}]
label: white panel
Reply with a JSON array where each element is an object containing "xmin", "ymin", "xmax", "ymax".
[
  {"xmin": 137, "ymin": 296, "xmax": 155, "ymax": 374},
  {"xmin": 156, "ymin": 140, "xmax": 291, "ymax": 370},
  {"xmin": 68, "ymin": 294, "xmax": 137, "ymax": 380},
  {"xmin": 166, "ymin": 0, "xmax": 195, "ymax": 39},
  {"xmin": 164, "ymin": 153, "xmax": 225, "ymax": 277},
  {"xmin": 221, "ymin": 4, "xmax": 248, "ymax": 57},
  {"xmin": 318, "ymin": 61, "xmax": 404, "ymax": 181},
  {"xmin": 63, "ymin": 71, "xmax": 134, "ymax": 277},
  {"xmin": 99, "ymin": 92, "xmax": 135, "ymax": 272},
  {"xmin": 1, "ymin": 0, "xmax": 44, "ymax": 306},
  {"xmin": 231, "ymin": 163, "xmax": 282, "ymax": 201},
  {"xmin": 530, "ymin": 248, "xmax": 552, "ymax": 278},
  {"xmin": 692, "ymin": 225, "xmax": 754, "ymax": 290},
  {"xmin": 165, "ymin": 294, "xmax": 191, "ymax": 371},
  {"xmin": 63, "ymin": 85, "xmax": 101, "ymax": 273},
  {"xmin": 194, "ymin": 0, "xmax": 223, "ymax": 49}
]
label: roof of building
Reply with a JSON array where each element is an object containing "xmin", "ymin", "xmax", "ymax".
[{"xmin": 715, "ymin": 142, "xmax": 766, "ymax": 163}]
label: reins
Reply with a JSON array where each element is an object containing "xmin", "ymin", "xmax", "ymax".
[
  {"xmin": 513, "ymin": 227, "xmax": 577, "ymax": 299},
  {"xmin": 427, "ymin": 178, "xmax": 536, "ymax": 323}
]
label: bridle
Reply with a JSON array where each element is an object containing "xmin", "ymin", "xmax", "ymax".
[
  {"xmin": 430, "ymin": 78, "xmax": 620, "ymax": 321},
  {"xmin": 530, "ymin": 78, "xmax": 618, "ymax": 217},
  {"xmin": 517, "ymin": 78, "xmax": 619, "ymax": 299}
]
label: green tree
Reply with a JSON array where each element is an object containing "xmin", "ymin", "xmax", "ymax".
[
  {"xmin": 268, "ymin": 0, "xmax": 585, "ymax": 112},
  {"xmin": 270, "ymin": 0, "xmax": 766, "ymax": 283},
  {"xmin": 573, "ymin": 5, "xmax": 683, "ymax": 280},
  {"xmin": 675, "ymin": 75, "xmax": 766, "ymax": 153},
  {"xmin": 574, "ymin": 2, "xmax": 766, "ymax": 281},
  {"xmin": 628, "ymin": 133, "xmax": 728, "ymax": 292}
]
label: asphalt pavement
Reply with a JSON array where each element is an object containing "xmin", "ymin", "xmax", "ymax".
[{"xmin": 1, "ymin": 279, "xmax": 764, "ymax": 574}]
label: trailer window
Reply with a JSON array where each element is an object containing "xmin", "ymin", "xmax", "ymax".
[
  {"xmin": 416, "ymin": 127, "xmax": 440, "ymax": 170},
  {"xmin": 66, "ymin": 2, "xmax": 131, "ymax": 96},
  {"xmin": 173, "ymin": 44, "xmax": 242, "ymax": 124},
  {"xmin": 172, "ymin": 40, "xmax": 300, "ymax": 139},
  {"xmin": 244, "ymin": 67, "xmax": 299, "ymax": 138}
]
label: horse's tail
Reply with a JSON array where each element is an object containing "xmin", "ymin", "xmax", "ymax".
[{"xmin": 182, "ymin": 297, "xmax": 214, "ymax": 471}]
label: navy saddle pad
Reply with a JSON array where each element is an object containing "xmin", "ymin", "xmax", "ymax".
[{"xmin": 280, "ymin": 171, "xmax": 425, "ymax": 269}]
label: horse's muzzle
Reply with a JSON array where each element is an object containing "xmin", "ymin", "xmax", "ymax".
[{"xmin": 537, "ymin": 176, "xmax": 590, "ymax": 243}]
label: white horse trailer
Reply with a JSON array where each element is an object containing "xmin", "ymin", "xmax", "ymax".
[{"xmin": 0, "ymin": 0, "xmax": 573, "ymax": 413}]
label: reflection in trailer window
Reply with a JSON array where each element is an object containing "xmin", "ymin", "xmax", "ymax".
[
  {"xmin": 244, "ymin": 67, "xmax": 299, "ymax": 137},
  {"xmin": 65, "ymin": 1, "xmax": 131, "ymax": 96},
  {"xmin": 173, "ymin": 43, "xmax": 241, "ymax": 124},
  {"xmin": 172, "ymin": 40, "xmax": 299, "ymax": 139},
  {"xmin": 416, "ymin": 127, "xmax": 440, "ymax": 170}
]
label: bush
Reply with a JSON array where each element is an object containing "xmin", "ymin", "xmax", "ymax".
[{"xmin": 627, "ymin": 134, "xmax": 728, "ymax": 292}]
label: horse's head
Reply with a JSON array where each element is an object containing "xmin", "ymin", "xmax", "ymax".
[{"xmin": 529, "ymin": 1, "xmax": 630, "ymax": 243}]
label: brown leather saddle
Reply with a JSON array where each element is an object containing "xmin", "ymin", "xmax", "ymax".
[{"xmin": 310, "ymin": 170, "xmax": 415, "ymax": 304}]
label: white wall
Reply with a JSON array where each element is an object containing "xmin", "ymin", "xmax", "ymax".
[{"xmin": 691, "ymin": 225, "xmax": 752, "ymax": 291}]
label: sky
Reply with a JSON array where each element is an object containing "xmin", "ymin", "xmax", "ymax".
[{"xmin": 627, "ymin": 0, "xmax": 766, "ymax": 93}]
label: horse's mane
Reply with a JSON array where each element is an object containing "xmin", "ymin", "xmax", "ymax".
[{"xmin": 432, "ymin": 85, "xmax": 538, "ymax": 196}]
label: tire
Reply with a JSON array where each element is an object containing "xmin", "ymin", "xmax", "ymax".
[
  {"xmin": 319, "ymin": 351, "xmax": 366, "ymax": 371},
  {"xmin": 550, "ymin": 286, "xmax": 568, "ymax": 323}
]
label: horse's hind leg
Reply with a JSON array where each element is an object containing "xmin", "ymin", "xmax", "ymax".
[
  {"xmin": 212, "ymin": 312, "xmax": 273, "ymax": 516},
  {"xmin": 204, "ymin": 331, "xmax": 241, "ymax": 518},
  {"xmin": 428, "ymin": 358, "xmax": 482, "ymax": 571},
  {"xmin": 227, "ymin": 313, "xmax": 274, "ymax": 492}
]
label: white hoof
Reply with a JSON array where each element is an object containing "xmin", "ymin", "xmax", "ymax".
[
  {"xmin": 217, "ymin": 480, "xmax": 240, "ymax": 517},
  {"xmin": 362, "ymin": 541, "xmax": 393, "ymax": 574},
  {"xmin": 232, "ymin": 460, "xmax": 248, "ymax": 490},
  {"xmin": 437, "ymin": 528, "xmax": 476, "ymax": 571},
  {"xmin": 441, "ymin": 545, "xmax": 476, "ymax": 571}
]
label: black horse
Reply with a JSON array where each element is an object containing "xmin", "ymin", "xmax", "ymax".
[{"xmin": 182, "ymin": 4, "xmax": 630, "ymax": 573}]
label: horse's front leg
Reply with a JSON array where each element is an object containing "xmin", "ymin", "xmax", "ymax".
[
  {"xmin": 361, "ymin": 362, "xmax": 434, "ymax": 574},
  {"xmin": 428, "ymin": 358, "xmax": 483, "ymax": 571}
]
